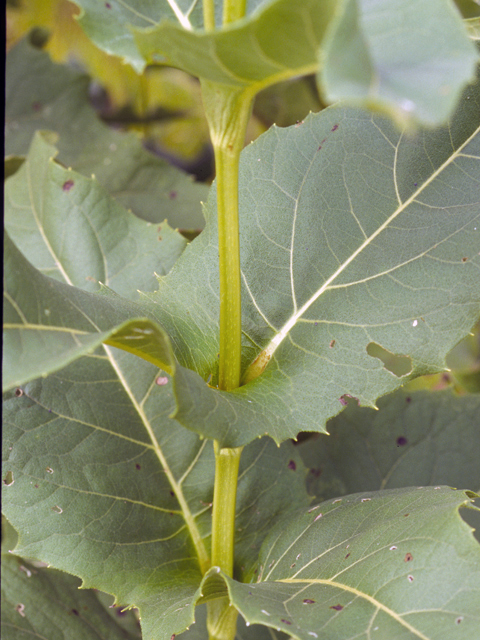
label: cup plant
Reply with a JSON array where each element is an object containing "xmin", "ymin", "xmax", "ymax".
[{"xmin": 3, "ymin": 1, "xmax": 480, "ymax": 639}]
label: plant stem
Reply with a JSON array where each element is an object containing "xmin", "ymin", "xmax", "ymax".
[
  {"xmin": 200, "ymin": 80, "xmax": 253, "ymax": 640},
  {"xmin": 223, "ymin": 0, "xmax": 247, "ymax": 24},
  {"xmin": 207, "ymin": 443, "xmax": 243, "ymax": 640},
  {"xmin": 203, "ymin": 0, "xmax": 216, "ymax": 30},
  {"xmin": 201, "ymin": 81, "xmax": 253, "ymax": 393}
]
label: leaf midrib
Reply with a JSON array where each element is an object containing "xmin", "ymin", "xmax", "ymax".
[
  {"xmin": 277, "ymin": 578, "xmax": 430, "ymax": 640},
  {"xmin": 256, "ymin": 121, "xmax": 480, "ymax": 363}
]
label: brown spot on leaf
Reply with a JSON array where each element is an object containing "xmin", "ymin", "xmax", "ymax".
[
  {"xmin": 329, "ymin": 340, "xmax": 336, "ymax": 348},
  {"xmin": 62, "ymin": 180, "xmax": 74, "ymax": 192},
  {"xmin": 404, "ymin": 553, "xmax": 413, "ymax": 562},
  {"xmin": 135, "ymin": 464, "xmax": 141, "ymax": 470},
  {"xmin": 330, "ymin": 604, "xmax": 343, "ymax": 611},
  {"xmin": 71, "ymin": 609, "xmax": 80, "ymax": 616},
  {"xmin": 281, "ymin": 619, "xmax": 292, "ymax": 625},
  {"xmin": 303, "ymin": 599, "xmax": 315, "ymax": 604}
]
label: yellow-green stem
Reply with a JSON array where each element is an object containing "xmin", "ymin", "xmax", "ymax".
[
  {"xmin": 203, "ymin": 0, "xmax": 216, "ymax": 30},
  {"xmin": 223, "ymin": 0, "xmax": 247, "ymax": 24},
  {"xmin": 200, "ymin": 79, "xmax": 253, "ymax": 640},
  {"xmin": 201, "ymin": 80, "xmax": 253, "ymax": 392},
  {"xmin": 207, "ymin": 443, "xmax": 243, "ymax": 640}
]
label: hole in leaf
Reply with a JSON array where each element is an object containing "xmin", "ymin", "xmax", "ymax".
[
  {"xmin": 14, "ymin": 388, "xmax": 23, "ymax": 397},
  {"xmin": 3, "ymin": 471, "xmax": 14, "ymax": 486},
  {"xmin": 366, "ymin": 343, "xmax": 412, "ymax": 377}
]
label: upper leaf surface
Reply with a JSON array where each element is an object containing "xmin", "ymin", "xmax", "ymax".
[
  {"xmin": 320, "ymin": 0, "xmax": 479, "ymax": 125},
  {"xmin": 5, "ymin": 132, "xmax": 186, "ymax": 298},
  {"xmin": 2, "ymin": 349, "xmax": 308, "ymax": 638},
  {"xmin": 1, "ymin": 541, "xmax": 140, "ymax": 640},
  {"xmin": 299, "ymin": 388, "xmax": 480, "ymax": 501},
  {"xmin": 222, "ymin": 487, "xmax": 480, "ymax": 639},
  {"xmin": 5, "ymin": 38, "xmax": 208, "ymax": 230},
  {"xmin": 142, "ymin": 78, "xmax": 480, "ymax": 446}
]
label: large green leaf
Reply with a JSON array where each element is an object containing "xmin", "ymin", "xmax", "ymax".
[
  {"xmin": 5, "ymin": 38, "xmax": 208, "ymax": 230},
  {"xmin": 3, "ymin": 230, "xmax": 177, "ymax": 391},
  {"xmin": 4, "ymin": 132, "xmax": 186, "ymax": 298},
  {"xmin": 2, "ymin": 349, "xmax": 308, "ymax": 639},
  {"xmin": 138, "ymin": 76, "xmax": 480, "ymax": 446},
  {"xmin": 133, "ymin": 0, "xmax": 337, "ymax": 87},
  {"xmin": 319, "ymin": 0, "xmax": 479, "ymax": 125},
  {"xmin": 220, "ymin": 487, "xmax": 480, "ymax": 639},
  {"xmin": 73, "ymin": 0, "xmax": 478, "ymax": 125},
  {"xmin": 1, "ymin": 519, "xmax": 140, "ymax": 640},
  {"xmin": 299, "ymin": 388, "xmax": 480, "ymax": 501}
]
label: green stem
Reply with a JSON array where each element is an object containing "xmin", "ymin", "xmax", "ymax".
[
  {"xmin": 200, "ymin": 80, "xmax": 253, "ymax": 640},
  {"xmin": 203, "ymin": 0, "xmax": 216, "ymax": 30},
  {"xmin": 207, "ymin": 443, "xmax": 243, "ymax": 640},
  {"xmin": 223, "ymin": 0, "xmax": 247, "ymax": 24},
  {"xmin": 201, "ymin": 80, "xmax": 253, "ymax": 392}
]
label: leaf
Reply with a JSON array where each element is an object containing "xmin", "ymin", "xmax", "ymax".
[
  {"xmin": 133, "ymin": 0, "xmax": 338, "ymax": 87},
  {"xmin": 2, "ymin": 230, "xmax": 178, "ymax": 391},
  {"xmin": 5, "ymin": 131, "xmax": 186, "ymax": 298},
  {"xmin": 2, "ymin": 348, "xmax": 309, "ymax": 639},
  {"xmin": 5, "ymin": 37, "xmax": 208, "ymax": 230},
  {"xmin": 298, "ymin": 388, "xmax": 480, "ymax": 502},
  {"xmin": 1, "ymin": 554, "xmax": 140, "ymax": 640},
  {"xmin": 320, "ymin": 0, "xmax": 479, "ymax": 125},
  {"xmin": 220, "ymin": 487, "xmax": 480, "ymax": 639},
  {"xmin": 139, "ymin": 73, "xmax": 480, "ymax": 446}
]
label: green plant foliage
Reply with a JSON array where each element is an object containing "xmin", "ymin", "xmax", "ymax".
[
  {"xmin": 298, "ymin": 388, "xmax": 480, "ymax": 501},
  {"xmin": 220, "ymin": 488, "xmax": 480, "ymax": 639},
  {"xmin": 5, "ymin": 132, "xmax": 186, "ymax": 296},
  {"xmin": 320, "ymin": 0, "xmax": 479, "ymax": 125},
  {"xmin": 5, "ymin": 38, "xmax": 208, "ymax": 229},
  {"xmin": 2, "ymin": 352, "xmax": 308, "ymax": 638},
  {"xmin": 72, "ymin": 0, "xmax": 478, "ymax": 126},
  {"xmin": 140, "ymin": 79, "xmax": 480, "ymax": 446}
]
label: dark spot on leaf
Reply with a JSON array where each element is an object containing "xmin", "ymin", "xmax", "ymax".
[
  {"xmin": 331, "ymin": 124, "xmax": 339, "ymax": 132},
  {"xmin": 170, "ymin": 491, "xmax": 175, "ymax": 497},
  {"xmin": 396, "ymin": 436, "xmax": 408, "ymax": 447},
  {"xmin": 404, "ymin": 553, "xmax": 413, "ymax": 562},
  {"xmin": 330, "ymin": 604, "xmax": 343, "ymax": 611},
  {"xmin": 71, "ymin": 609, "xmax": 80, "ymax": 616},
  {"xmin": 442, "ymin": 372, "xmax": 451, "ymax": 383},
  {"xmin": 34, "ymin": 484, "xmax": 39, "ymax": 488},
  {"xmin": 345, "ymin": 553, "xmax": 350, "ymax": 559},
  {"xmin": 456, "ymin": 617, "xmax": 463, "ymax": 624},
  {"xmin": 62, "ymin": 180, "xmax": 74, "ymax": 192},
  {"xmin": 414, "ymin": 182, "xmax": 418, "ymax": 187},
  {"xmin": 135, "ymin": 464, "xmax": 141, "ymax": 470},
  {"xmin": 405, "ymin": 396, "xmax": 412, "ymax": 403},
  {"xmin": 329, "ymin": 339, "xmax": 336, "ymax": 348},
  {"xmin": 407, "ymin": 575, "xmax": 414, "ymax": 582},
  {"xmin": 290, "ymin": 563, "xmax": 296, "ymax": 568},
  {"xmin": 303, "ymin": 599, "xmax": 315, "ymax": 604},
  {"xmin": 462, "ymin": 257, "xmax": 468, "ymax": 262},
  {"xmin": 310, "ymin": 468, "xmax": 322, "ymax": 478},
  {"xmin": 105, "ymin": 2, "xmax": 112, "ymax": 7},
  {"xmin": 281, "ymin": 619, "xmax": 292, "ymax": 625},
  {"xmin": 404, "ymin": 513, "xmax": 410, "ymax": 517},
  {"xmin": 288, "ymin": 460, "xmax": 296, "ymax": 471},
  {"xmin": 158, "ymin": 236, "xmax": 163, "ymax": 241},
  {"xmin": 14, "ymin": 388, "xmax": 23, "ymax": 397}
]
